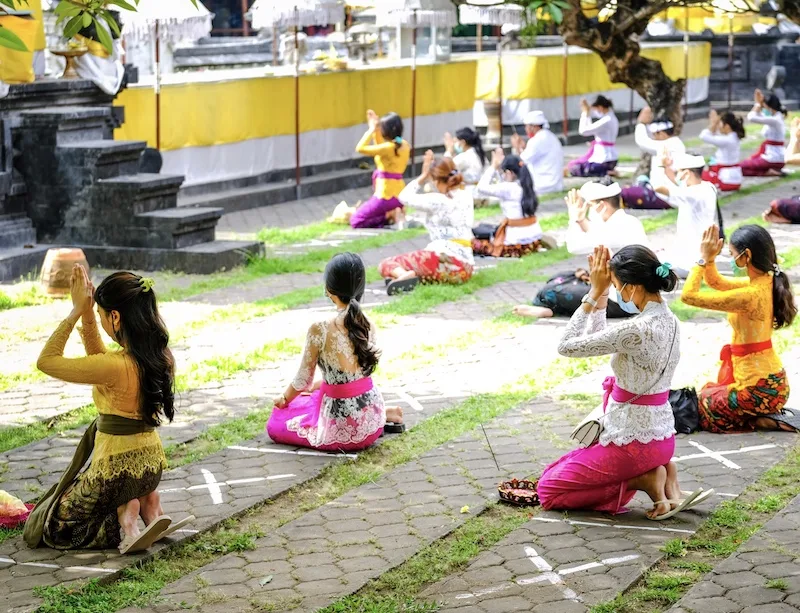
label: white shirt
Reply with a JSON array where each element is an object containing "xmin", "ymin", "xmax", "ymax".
[
  {"xmin": 579, "ymin": 111, "xmax": 619, "ymax": 164},
  {"xmin": 399, "ymin": 180, "xmax": 475, "ymax": 266},
  {"xmin": 475, "ymin": 168, "xmax": 543, "ymax": 245},
  {"xmin": 665, "ymin": 181, "xmax": 719, "ymax": 272},
  {"xmin": 747, "ymin": 110, "xmax": 786, "ymax": 164},
  {"xmin": 566, "ymin": 209, "xmax": 649, "ymax": 256},
  {"xmin": 446, "ymin": 147, "xmax": 486, "ymax": 185},
  {"xmin": 558, "ymin": 300, "xmax": 679, "ymax": 447},
  {"xmin": 634, "ymin": 124, "xmax": 686, "ymax": 193},
  {"xmin": 519, "ymin": 128, "xmax": 564, "ymax": 195},
  {"xmin": 700, "ymin": 129, "xmax": 743, "ymax": 187}
]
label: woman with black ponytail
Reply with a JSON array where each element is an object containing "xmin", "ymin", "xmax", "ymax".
[
  {"xmin": 741, "ymin": 89, "xmax": 787, "ymax": 177},
  {"xmin": 30, "ymin": 266, "xmax": 190, "ymax": 555},
  {"xmin": 472, "ymin": 149, "xmax": 545, "ymax": 257},
  {"xmin": 444, "ymin": 127, "xmax": 487, "ymax": 185},
  {"xmin": 269, "ymin": 253, "xmax": 404, "ymax": 451},
  {"xmin": 700, "ymin": 109, "xmax": 744, "ymax": 192},
  {"xmin": 682, "ymin": 225, "xmax": 799, "ymax": 432}
]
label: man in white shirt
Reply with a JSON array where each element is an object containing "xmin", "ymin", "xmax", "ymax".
[
  {"xmin": 511, "ymin": 110, "xmax": 564, "ymax": 195},
  {"xmin": 621, "ymin": 106, "xmax": 686, "ymax": 210},
  {"xmin": 565, "ymin": 179, "xmax": 650, "ymax": 255},
  {"xmin": 656, "ymin": 153, "xmax": 720, "ymax": 278}
]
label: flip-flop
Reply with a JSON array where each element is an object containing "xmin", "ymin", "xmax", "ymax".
[
  {"xmin": 384, "ymin": 422, "xmax": 406, "ymax": 434},
  {"xmin": 683, "ymin": 489, "xmax": 715, "ymax": 511},
  {"xmin": 648, "ymin": 489, "xmax": 703, "ymax": 521},
  {"xmin": 767, "ymin": 408, "xmax": 800, "ymax": 432},
  {"xmin": 387, "ymin": 277, "xmax": 420, "ymax": 296},
  {"xmin": 119, "ymin": 515, "xmax": 172, "ymax": 554},
  {"xmin": 155, "ymin": 515, "xmax": 196, "ymax": 542}
]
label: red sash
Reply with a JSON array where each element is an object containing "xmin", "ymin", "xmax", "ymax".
[
  {"xmin": 717, "ymin": 340, "xmax": 773, "ymax": 385},
  {"xmin": 755, "ymin": 140, "xmax": 785, "ymax": 158}
]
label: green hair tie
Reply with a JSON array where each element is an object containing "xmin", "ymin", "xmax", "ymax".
[
  {"xmin": 655, "ymin": 262, "xmax": 672, "ymax": 279},
  {"xmin": 139, "ymin": 277, "xmax": 155, "ymax": 293}
]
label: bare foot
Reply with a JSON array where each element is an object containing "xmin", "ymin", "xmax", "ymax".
[
  {"xmin": 117, "ymin": 499, "xmax": 141, "ymax": 547},
  {"xmin": 386, "ymin": 406, "xmax": 404, "ymax": 424},
  {"xmin": 765, "ymin": 168, "xmax": 783, "ymax": 177},
  {"xmin": 513, "ymin": 305, "xmax": 554, "ymax": 319},
  {"xmin": 139, "ymin": 491, "xmax": 164, "ymax": 526},
  {"xmin": 628, "ymin": 466, "xmax": 669, "ymax": 519},
  {"xmin": 754, "ymin": 416, "xmax": 797, "ymax": 432},
  {"xmin": 607, "ymin": 169, "xmax": 619, "ymax": 177},
  {"xmin": 664, "ymin": 462, "xmax": 681, "ymax": 507},
  {"xmin": 763, "ymin": 210, "xmax": 792, "ymax": 224}
]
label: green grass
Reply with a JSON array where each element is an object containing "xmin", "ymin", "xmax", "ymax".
[
  {"xmin": 766, "ymin": 578, "xmax": 789, "ymax": 590},
  {"xmin": 0, "ymin": 404, "xmax": 97, "ymax": 456},
  {"xmin": 0, "ymin": 369, "xmax": 47, "ymax": 392},
  {"xmin": 320, "ymin": 503, "xmax": 531, "ymax": 613},
  {"xmin": 0, "ymin": 286, "xmax": 51, "ymax": 312},
  {"xmin": 256, "ymin": 220, "xmax": 342, "ymax": 245}
]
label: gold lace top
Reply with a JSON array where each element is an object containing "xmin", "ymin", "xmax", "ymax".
[
  {"xmin": 681, "ymin": 262, "xmax": 783, "ymax": 389},
  {"xmin": 37, "ymin": 316, "xmax": 167, "ymax": 483}
]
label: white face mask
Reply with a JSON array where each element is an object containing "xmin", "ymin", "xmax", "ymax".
[{"xmin": 590, "ymin": 110, "xmax": 603, "ymax": 119}]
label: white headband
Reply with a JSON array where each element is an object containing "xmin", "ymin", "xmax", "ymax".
[{"xmin": 648, "ymin": 121, "xmax": 674, "ymax": 134}]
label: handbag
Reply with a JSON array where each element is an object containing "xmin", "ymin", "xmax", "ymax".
[
  {"xmin": 571, "ymin": 320, "xmax": 678, "ymax": 448},
  {"xmin": 669, "ymin": 387, "xmax": 699, "ymax": 434}
]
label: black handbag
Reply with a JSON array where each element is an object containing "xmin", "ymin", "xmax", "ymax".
[{"xmin": 669, "ymin": 388, "xmax": 700, "ymax": 434}]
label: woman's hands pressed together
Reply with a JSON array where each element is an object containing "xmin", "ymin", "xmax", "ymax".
[
  {"xmin": 700, "ymin": 225, "xmax": 724, "ymax": 263},
  {"xmin": 69, "ymin": 264, "xmax": 94, "ymax": 321},
  {"xmin": 367, "ymin": 109, "xmax": 379, "ymax": 132},
  {"xmin": 420, "ymin": 149, "xmax": 435, "ymax": 181},
  {"xmin": 588, "ymin": 245, "xmax": 613, "ymax": 302},
  {"xmin": 490, "ymin": 147, "xmax": 504, "ymax": 170}
]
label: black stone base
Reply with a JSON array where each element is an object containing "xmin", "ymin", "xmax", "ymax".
[{"xmin": 0, "ymin": 245, "xmax": 52, "ymax": 283}]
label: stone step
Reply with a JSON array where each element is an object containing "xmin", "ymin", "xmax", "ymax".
[
  {"xmin": 178, "ymin": 166, "xmax": 374, "ymax": 214},
  {"xmin": 135, "ymin": 206, "xmax": 223, "ymax": 249},
  {"xmin": 58, "ymin": 139, "xmax": 146, "ymax": 181},
  {"xmin": 95, "ymin": 173, "xmax": 185, "ymax": 215},
  {"xmin": 173, "ymin": 53, "xmax": 274, "ymax": 69},
  {"xmin": 0, "ymin": 244, "xmax": 51, "ymax": 282}
]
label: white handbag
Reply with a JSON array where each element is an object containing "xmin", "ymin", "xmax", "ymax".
[{"xmin": 570, "ymin": 322, "xmax": 678, "ymax": 448}]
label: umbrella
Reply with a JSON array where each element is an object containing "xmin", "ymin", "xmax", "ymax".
[
  {"xmin": 459, "ymin": 1, "xmax": 525, "ymax": 148},
  {"xmin": 248, "ymin": 0, "xmax": 346, "ymax": 198},
  {"xmin": 121, "ymin": 0, "xmax": 213, "ymax": 151},
  {"xmin": 376, "ymin": 0, "xmax": 457, "ymax": 175}
]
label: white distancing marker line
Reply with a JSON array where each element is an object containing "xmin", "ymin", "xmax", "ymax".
[
  {"xmin": 531, "ymin": 517, "xmax": 695, "ymax": 535},
  {"xmin": 673, "ymin": 442, "xmax": 777, "ymax": 470},
  {"xmin": 160, "ymin": 473, "xmax": 295, "ymax": 504},
  {"xmin": 201, "ymin": 468, "xmax": 223, "ymax": 505},
  {"xmin": 558, "ymin": 554, "xmax": 640, "ymax": 576},
  {"xmin": 0, "ymin": 556, "xmax": 115, "ymax": 574},
  {"xmin": 228, "ymin": 444, "xmax": 358, "ymax": 459},
  {"xmin": 390, "ymin": 389, "xmax": 425, "ymax": 412}
]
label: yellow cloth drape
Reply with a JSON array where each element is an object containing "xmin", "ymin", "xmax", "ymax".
[{"xmin": 0, "ymin": 15, "xmax": 38, "ymax": 83}]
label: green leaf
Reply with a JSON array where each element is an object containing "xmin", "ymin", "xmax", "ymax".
[
  {"xmin": 63, "ymin": 14, "xmax": 84, "ymax": 39},
  {"xmin": 82, "ymin": 12, "xmax": 92, "ymax": 27},
  {"xmin": 94, "ymin": 16, "xmax": 113, "ymax": 53},
  {"xmin": 548, "ymin": 3, "xmax": 563, "ymax": 23},
  {"xmin": 0, "ymin": 24, "xmax": 27, "ymax": 52},
  {"xmin": 101, "ymin": 11, "xmax": 121, "ymax": 37},
  {"xmin": 107, "ymin": 0, "xmax": 137, "ymax": 11},
  {"xmin": 550, "ymin": 0, "xmax": 570, "ymax": 8}
]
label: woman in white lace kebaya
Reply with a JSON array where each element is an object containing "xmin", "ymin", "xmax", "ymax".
[
  {"xmin": 267, "ymin": 253, "xmax": 403, "ymax": 452},
  {"xmin": 537, "ymin": 245, "xmax": 711, "ymax": 520}
]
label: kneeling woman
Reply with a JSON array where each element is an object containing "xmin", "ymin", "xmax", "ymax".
[
  {"xmin": 681, "ymin": 225, "xmax": 798, "ymax": 432},
  {"xmin": 268, "ymin": 253, "xmax": 403, "ymax": 451},
  {"xmin": 538, "ymin": 246, "xmax": 707, "ymax": 520},
  {"xmin": 700, "ymin": 110, "xmax": 744, "ymax": 192},
  {"xmin": 472, "ymin": 149, "xmax": 543, "ymax": 258},
  {"xmin": 741, "ymin": 89, "xmax": 786, "ymax": 177},
  {"xmin": 378, "ymin": 152, "xmax": 475, "ymax": 295},
  {"xmin": 763, "ymin": 118, "xmax": 800, "ymax": 224},
  {"xmin": 27, "ymin": 267, "xmax": 182, "ymax": 554}
]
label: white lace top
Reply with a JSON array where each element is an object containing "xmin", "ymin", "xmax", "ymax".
[
  {"xmin": 558, "ymin": 300, "xmax": 679, "ymax": 447},
  {"xmin": 289, "ymin": 312, "xmax": 385, "ymax": 447}
]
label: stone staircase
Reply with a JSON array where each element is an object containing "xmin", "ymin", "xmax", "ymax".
[{"xmin": 0, "ymin": 102, "xmax": 261, "ymax": 281}]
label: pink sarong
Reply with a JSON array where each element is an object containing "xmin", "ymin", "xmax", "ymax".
[
  {"xmin": 537, "ymin": 377, "xmax": 674, "ymax": 514},
  {"xmin": 266, "ymin": 377, "xmax": 384, "ymax": 452}
]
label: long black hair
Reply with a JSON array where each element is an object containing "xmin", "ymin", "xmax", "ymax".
[
  {"xmin": 455, "ymin": 127, "xmax": 486, "ymax": 166},
  {"xmin": 94, "ymin": 272, "xmax": 175, "ymax": 427},
  {"xmin": 730, "ymin": 225, "xmax": 796, "ymax": 329},
  {"xmin": 610, "ymin": 246, "xmax": 679, "ymax": 294},
  {"xmin": 501, "ymin": 155, "xmax": 537, "ymax": 217},
  {"xmin": 764, "ymin": 92, "xmax": 787, "ymax": 115},
  {"xmin": 592, "ymin": 95, "xmax": 613, "ymax": 110},
  {"xmin": 324, "ymin": 253, "xmax": 380, "ymax": 375},
  {"xmin": 380, "ymin": 112, "xmax": 404, "ymax": 156},
  {"xmin": 721, "ymin": 111, "xmax": 746, "ymax": 139}
]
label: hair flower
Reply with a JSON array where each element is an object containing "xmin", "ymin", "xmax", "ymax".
[
  {"xmin": 139, "ymin": 277, "xmax": 155, "ymax": 293},
  {"xmin": 655, "ymin": 262, "xmax": 672, "ymax": 278},
  {"xmin": 393, "ymin": 136, "xmax": 403, "ymax": 144}
]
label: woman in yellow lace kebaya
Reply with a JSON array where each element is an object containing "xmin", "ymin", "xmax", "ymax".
[
  {"xmin": 681, "ymin": 225, "xmax": 798, "ymax": 433},
  {"xmin": 25, "ymin": 266, "xmax": 192, "ymax": 554}
]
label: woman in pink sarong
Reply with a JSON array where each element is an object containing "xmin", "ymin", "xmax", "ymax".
[
  {"xmin": 537, "ymin": 245, "xmax": 712, "ymax": 520},
  {"xmin": 267, "ymin": 253, "xmax": 404, "ymax": 452}
]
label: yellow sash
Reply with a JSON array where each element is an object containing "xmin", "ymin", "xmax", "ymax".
[
  {"xmin": 75, "ymin": 34, "xmax": 111, "ymax": 59},
  {"xmin": 451, "ymin": 239, "xmax": 472, "ymax": 247}
]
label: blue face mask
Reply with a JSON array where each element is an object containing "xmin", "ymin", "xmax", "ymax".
[
  {"xmin": 732, "ymin": 252, "xmax": 748, "ymax": 276},
  {"xmin": 454, "ymin": 143, "xmax": 464, "ymax": 154},
  {"xmin": 614, "ymin": 284, "xmax": 640, "ymax": 314},
  {"xmin": 763, "ymin": 109, "xmax": 773, "ymax": 117}
]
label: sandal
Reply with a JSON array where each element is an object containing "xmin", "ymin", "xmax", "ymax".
[
  {"xmin": 155, "ymin": 515, "xmax": 196, "ymax": 542},
  {"xmin": 384, "ymin": 422, "xmax": 406, "ymax": 434},
  {"xmin": 764, "ymin": 409, "xmax": 800, "ymax": 432},
  {"xmin": 119, "ymin": 515, "xmax": 172, "ymax": 554},
  {"xmin": 682, "ymin": 489, "xmax": 715, "ymax": 511},
  {"xmin": 387, "ymin": 277, "xmax": 420, "ymax": 296},
  {"xmin": 648, "ymin": 489, "xmax": 703, "ymax": 521}
]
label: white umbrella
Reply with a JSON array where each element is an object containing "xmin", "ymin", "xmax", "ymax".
[
  {"xmin": 376, "ymin": 0, "xmax": 457, "ymax": 174},
  {"xmin": 459, "ymin": 2, "xmax": 525, "ymax": 148},
  {"xmin": 248, "ymin": 0, "xmax": 346, "ymax": 198},
  {"xmin": 121, "ymin": 0, "xmax": 213, "ymax": 151}
]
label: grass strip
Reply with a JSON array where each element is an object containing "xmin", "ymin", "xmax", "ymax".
[
  {"xmin": 590, "ymin": 443, "xmax": 800, "ymax": 613},
  {"xmin": 0, "ymin": 404, "xmax": 97, "ymax": 456},
  {"xmin": 32, "ymin": 352, "xmax": 605, "ymax": 613},
  {"xmin": 0, "ymin": 286, "xmax": 51, "ymax": 312}
]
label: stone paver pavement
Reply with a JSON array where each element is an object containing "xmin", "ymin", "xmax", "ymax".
[{"xmin": 670, "ymin": 493, "xmax": 800, "ymax": 613}]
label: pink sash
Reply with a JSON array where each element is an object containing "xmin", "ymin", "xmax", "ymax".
[
  {"xmin": 602, "ymin": 376, "xmax": 669, "ymax": 412},
  {"xmin": 372, "ymin": 170, "xmax": 404, "ymax": 188},
  {"xmin": 320, "ymin": 377, "xmax": 374, "ymax": 399},
  {"xmin": 575, "ymin": 140, "xmax": 616, "ymax": 165}
]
